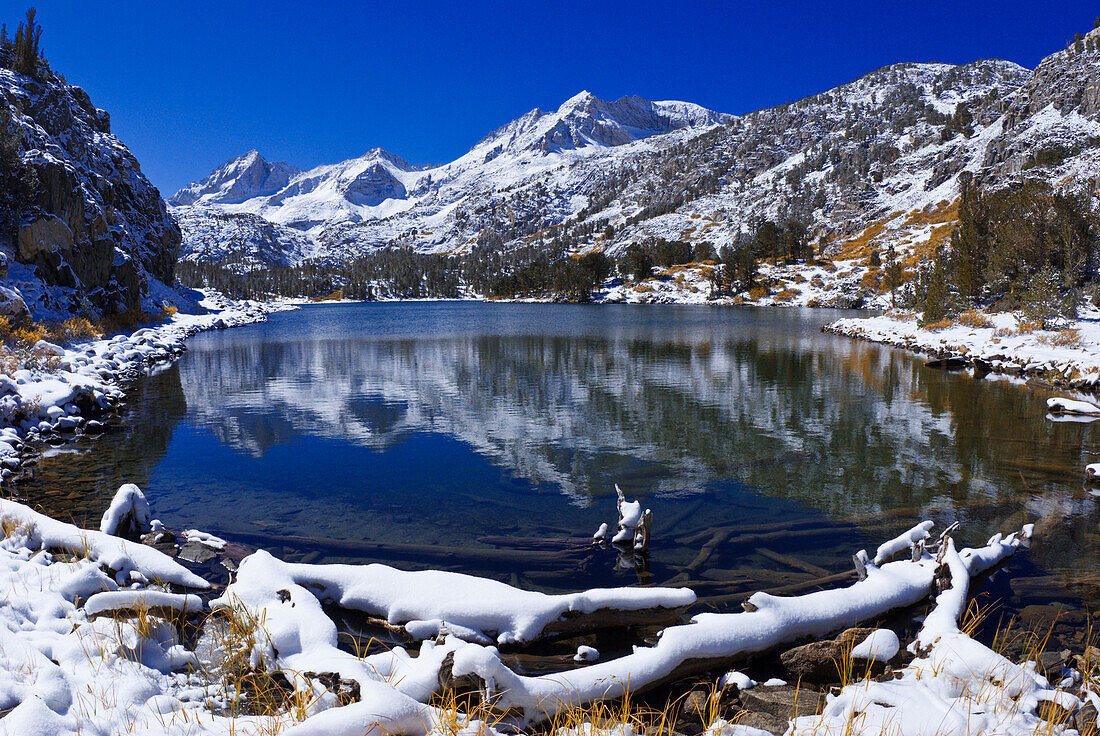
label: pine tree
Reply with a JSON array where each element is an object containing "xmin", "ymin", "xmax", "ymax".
[
  {"xmin": 919, "ymin": 251, "xmax": 953, "ymax": 325},
  {"xmin": 951, "ymin": 173, "xmax": 989, "ymax": 302},
  {"xmin": 13, "ymin": 8, "xmax": 41, "ymax": 76}
]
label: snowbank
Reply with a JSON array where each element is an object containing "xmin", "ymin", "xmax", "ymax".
[
  {"xmin": 0, "ymin": 498, "xmax": 207, "ymax": 588},
  {"xmin": 826, "ymin": 307, "xmax": 1100, "ymax": 390}
]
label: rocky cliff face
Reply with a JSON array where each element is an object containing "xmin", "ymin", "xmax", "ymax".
[{"xmin": 0, "ymin": 59, "xmax": 181, "ymax": 318}]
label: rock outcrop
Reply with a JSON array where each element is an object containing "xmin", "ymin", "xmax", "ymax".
[{"xmin": 0, "ymin": 52, "xmax": 180, "ymax": 317}]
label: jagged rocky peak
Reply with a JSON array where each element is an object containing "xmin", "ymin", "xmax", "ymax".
[
  {"xmin": 474, "ymin": 90, "xmax": 732, "ymax": 155},
  {"xmin": 0, "ymin": 60, "xmax": 181, "ymax": 317},
  {"xmin": 169, "ymin": 149, "xmax": 300, "ymax": 206},
  {"xmin": 535, "ymin": 90, "xmax": 731, "ymax": 150}
]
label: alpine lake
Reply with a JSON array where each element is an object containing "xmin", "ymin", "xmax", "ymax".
[{"xmin": 12, "ymin": 302, "xmax": 1100, "ymax": 647}]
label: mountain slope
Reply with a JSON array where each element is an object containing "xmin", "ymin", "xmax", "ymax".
[
  {"xmin": 169, "ymin": 150, "xmax": 299, "ymax": 206},
  {"xmin": 174, "ymin": 38, "xmax": 1100, "ymax": 295},
  {"xmin": 172, "ymin": 93, "xmax": 733, "ymax": 269}
]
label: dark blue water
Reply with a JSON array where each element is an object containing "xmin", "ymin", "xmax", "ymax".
[{"xmin": 17, "ymin": 303, "xmax": 1100, "ymax": 611}]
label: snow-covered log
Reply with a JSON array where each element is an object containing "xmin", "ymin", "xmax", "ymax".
[
  {"xmin": 1047, "ymin": 396, "xmax": 1100, "ymax": 416},
  {"xmin": 791, "ymin": 526, "xmax": 1050, "ymax": 736},
  {"xmin": 221, "ymin": 550, "xmax": 695, "ymax": 647},
  {"xmin": 0, "ymin": 499, "xmax": 208, "ymax": 589},
  {"xmin": 84, "ymin": 590, "xmax": 204, "ymax": 619},
  {"xmin": 443, "ymin": 521, "xmax": 1033, "ymax": 726}
]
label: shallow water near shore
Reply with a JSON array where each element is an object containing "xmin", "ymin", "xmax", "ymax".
[{"xmin": 11, "ymin": 302, "xmax": 1100, "ymax": 622}]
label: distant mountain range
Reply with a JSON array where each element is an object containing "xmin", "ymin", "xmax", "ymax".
[
  {"xmin": 171, "ymin": 29, "xmax": 1100, "ymax": 279},
  {"xmin": 170, "ymin": 93, "xmax": 731, "ymax": 269}
]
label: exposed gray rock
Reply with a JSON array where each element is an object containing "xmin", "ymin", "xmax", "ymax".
[
  {"xmin": 739, "ymin": 685, "xmax": 825, "ymax": 722},
  {"xmin": 0, "ymin": 63, "xmax": 180, "ymax": 316}
]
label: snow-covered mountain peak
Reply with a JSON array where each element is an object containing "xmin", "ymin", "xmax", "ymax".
[
  {"xmin": 169, "ymin": 150, "xmax": 299, "ymax": 206},
  {"xmin": 532, "ymin": 91, "xmax": 732, "ymax": 152}
]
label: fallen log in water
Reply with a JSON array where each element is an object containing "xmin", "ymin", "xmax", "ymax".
[
  {"xmin": 221, "ymin": 549, "xmax": 695, "ymax": 647},
  {"xmin": 475, "ymin": 536, "xmax": 592, "ymax": 550},
  {"xmin": 214, "ymin": 529, "xmax": 588, "ymax": 570},
  {"xmin": 756, "ymin": 547, "xmax": 831, "ymax": 577},
  {"xmin": 439, "ymin": 521, "xmax": 1034, "ymax": 727},
  {"xmin": 1047, "ymin": 396, "xmax": 1100, "ymax": 416}
]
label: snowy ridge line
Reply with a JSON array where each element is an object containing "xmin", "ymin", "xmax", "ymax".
[
  {"xmin": 0, "ymin": 292, "xmax": 293, "ymax": 485},
  {"xmin": 825, "ymin": 308, "xmax": 1100, "ymax": 392}
]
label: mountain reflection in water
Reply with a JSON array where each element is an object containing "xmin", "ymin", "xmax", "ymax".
[{"xmin": 14, "ymin": 303, "xmax": 1100, "ymax": 609}]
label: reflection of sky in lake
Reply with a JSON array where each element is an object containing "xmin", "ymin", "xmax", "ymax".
[{"xmin": 15, "ymin": 303, "xmax": 1100, "ymax": 606}]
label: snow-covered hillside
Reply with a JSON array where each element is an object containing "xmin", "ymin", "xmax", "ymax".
[
  {"xmin": 172, "ymin": 92, "xmax": 734, "ymax": 268},
  {"xmin": 175, "ymin": 42, "xmax": 1100, "ymax": 302}
]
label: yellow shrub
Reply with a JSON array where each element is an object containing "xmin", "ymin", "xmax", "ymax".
[
  {"xmin": 48, "ymin": 317, "xmax": 102, "ymax": 343},
  {"xmin": 1017, "ymin": 321, "xmax": 1041, "ymax": 334},
  {"xmin": 922, "ymin": 317, "xmax": 956, "ymax": 331},
  {"xmin": 748, "ymin": 285, "xmax": 769, "ymax": 300},
  {"xmin": 956, "ymin": 310, "xmax": 993, "ymax": 328},
  {"xmin": 1039, "ymin": 328, "xmax": 1084, "ymax": 348}
]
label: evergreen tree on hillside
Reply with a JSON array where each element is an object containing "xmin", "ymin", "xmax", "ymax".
[
  {"xmin": 951, "ymin": 174, "xmax": 989, "ymax": 301},
  {"xmin": 13, "ymin": 8, "xmax": 41, "ymax": 77}
]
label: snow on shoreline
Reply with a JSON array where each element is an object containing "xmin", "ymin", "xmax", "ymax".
[
  {"xmin": 0, "ymin": 291, "xmax": 292, "ymax": 484},
  {"xmin": 0, "ymin": 485, "xmax": 1060, "ymax": 736},
  {"xmin": 826, "ymin": 306, "xmax": 1100, "ymax": 391},
  {"xmin": 0, "ymin": 293, "xmax": 1081, "ymax": 736}
]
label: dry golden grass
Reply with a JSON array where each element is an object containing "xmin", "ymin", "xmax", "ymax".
[
  {"xmin": 748, "ymin": 285, "xmax": 769, "ymax": 300},
  {"xmin": 833, "ymin": 220, "xmax": 890, "ymax": 260},
  {"xmin": 1039, "ymin": 327, "xmax": 1084, "ymax": 348},
  {"xmin": 832, "ymin": 199, "xmax": 959, "ymax": 269},
  {"xmin": 310, "ymin": 289, "xmax": 344, "ymax": 302},
  {"xmin": 1017, "ymin": 321, "xmax": 1041, "ymax": 334},
  {"xmin": 956, "ymin": 310, "xmax": 994, "ymax": 328},
  {"xmin": 773, "ymin": 288, "xmax": 800, "ymax": 302},
  {"xmin": 922, "ymin": 317, "xmax": 957, "ymax": 331}
]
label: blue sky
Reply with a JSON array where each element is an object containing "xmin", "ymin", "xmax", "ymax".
[{"xmin": 9, "ymin": 1, "xmax": 1099, "ymax": 195}]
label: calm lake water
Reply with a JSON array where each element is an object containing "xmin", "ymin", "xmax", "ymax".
[{"xmin": 13, "ymin": 302, "xmax": 1100, "ymax": 619}]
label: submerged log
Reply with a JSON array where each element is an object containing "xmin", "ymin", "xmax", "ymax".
[
  {"xmin": 756, "ymin": 547, "xmax": 831, "ymax": 577},
  {"xmin": 217, "ymin": 529, "xmax": 588, "ymax": 570}
]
